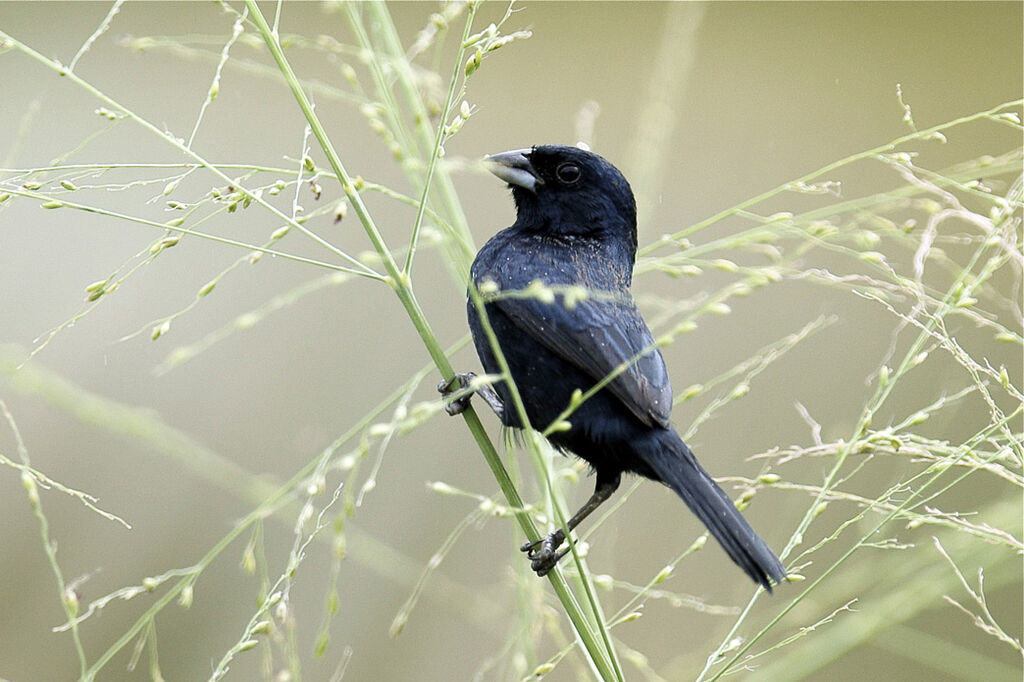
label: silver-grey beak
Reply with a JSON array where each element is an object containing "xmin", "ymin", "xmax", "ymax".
[{"xmin": 484, "ymin": 148, "xmax": 542, "ymax": 192}]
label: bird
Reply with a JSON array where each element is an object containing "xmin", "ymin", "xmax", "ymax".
[{"xmin": 440, "ymin": 144, "xmax": 786, "ymax": 591}]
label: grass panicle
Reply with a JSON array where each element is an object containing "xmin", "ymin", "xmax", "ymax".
[{"xmin": 0, "ymin": 3, "xmax": 1019, "ymax": 681}]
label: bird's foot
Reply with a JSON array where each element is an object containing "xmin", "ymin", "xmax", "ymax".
[
  {"xmin": 437, "ymin": 372, "xmax": 478, "ymax": 416},
  {"xmin": 520, "ymin": 530, "xmax": 570, "ymax": 577}
]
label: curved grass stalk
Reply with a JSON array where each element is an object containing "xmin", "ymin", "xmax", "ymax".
[{"xmin": 244, "ymin": 2, "xmax": 624, "ymax": 678}]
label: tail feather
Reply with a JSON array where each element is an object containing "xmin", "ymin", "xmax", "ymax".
[{"xmin": 638, "ymin": 429, "xmax": 786, "ymax": 591}]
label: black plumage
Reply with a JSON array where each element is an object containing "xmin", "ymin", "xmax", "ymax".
[{"xmin": 445, "ymin": 145, "xmax": 786, "ymax": 590}]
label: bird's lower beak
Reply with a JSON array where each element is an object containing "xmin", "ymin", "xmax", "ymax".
[{"xmin": 484, "ymin": 148, "xmax": 542, "ymax": 192}]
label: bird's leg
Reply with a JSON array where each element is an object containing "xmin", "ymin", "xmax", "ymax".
[
  {"xmin": 521, "ymin": 471, "xmax": 622, "ymax": 577},
  {"xmin": 437, "ymin": 372, "xmax": 505, "ymax": 419}
]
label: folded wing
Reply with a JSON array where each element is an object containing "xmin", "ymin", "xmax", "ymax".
[{"xmin": 493, "ymin": 292, "xmax": 672, "ymax": 428}]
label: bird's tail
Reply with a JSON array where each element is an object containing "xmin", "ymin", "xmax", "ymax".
[{"xmin": 637, "ymin": 429, "xmax": 787, "ymax": 591}]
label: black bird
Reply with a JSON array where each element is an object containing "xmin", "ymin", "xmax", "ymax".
[{"xmin": 442, "ymin": 145, "xmax": 786, "ymax": 590}]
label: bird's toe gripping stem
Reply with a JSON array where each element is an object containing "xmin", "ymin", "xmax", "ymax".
[
  {"xmin": 438, "ymin": 372, "xmax": 506, "ymax": 419},
  {"xmin": 437, "ymin": 372, "xmax": 478, "ymax": 416},
  {"xmin": 520, "ymin": 530, "xmax": 572, "ymax": 577}
]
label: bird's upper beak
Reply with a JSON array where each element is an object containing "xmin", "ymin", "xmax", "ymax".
[{"xmin": 484, "ymin": 148, "xmax": 543, "ymax": 192}]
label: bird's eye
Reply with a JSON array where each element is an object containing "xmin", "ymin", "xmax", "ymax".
[{"xmin": 555, "ymin": 162, "xmax": 582, "ymax": 185}]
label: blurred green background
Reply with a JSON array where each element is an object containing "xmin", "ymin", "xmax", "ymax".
[{"xmin": 0, "ymin": 2, "xmax": 1020, "ymax": 681}]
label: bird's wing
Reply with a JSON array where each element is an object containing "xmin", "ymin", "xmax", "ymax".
[{"xmin": 492, "ymin": 293, "xmax": 673, "ymax": 428}]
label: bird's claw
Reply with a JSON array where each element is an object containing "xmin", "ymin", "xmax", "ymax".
[
  {"xmin": 520, "ymin": 530, "xmax": 569, "ymax": 577},
  {"xmin": 438, "ymin": 372, "xmax": 477, "ymax": 416}
]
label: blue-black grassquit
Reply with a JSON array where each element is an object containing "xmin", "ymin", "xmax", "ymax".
[{"xmin": 444, "ymin": 145, "xmax": 786, "ymax": 590}]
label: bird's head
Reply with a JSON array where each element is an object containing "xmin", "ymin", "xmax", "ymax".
[{"xmin": 485, "ymin": 145, "xmax": 638, "ymax": 254}]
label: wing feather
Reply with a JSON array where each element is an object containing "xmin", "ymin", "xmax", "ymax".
[{"xmin": 493, "ymin": 294, "xmax": 672, "ymax": 428}]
